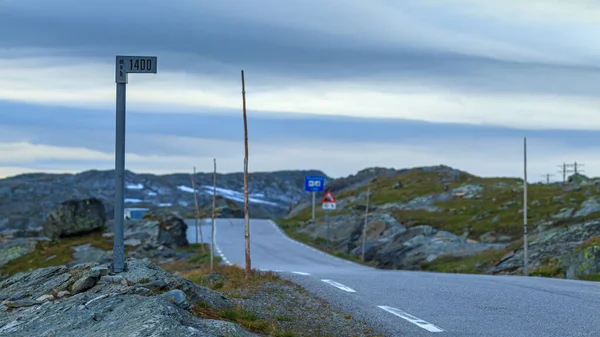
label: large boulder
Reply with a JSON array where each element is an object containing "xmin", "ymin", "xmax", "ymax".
[
  {"xmin": 157, "ymin": 216, "xmax": 189, "ymax": 248},
  {"xmin": 43, "ymin": 198, "xmax": 106, "ymax": 239}
]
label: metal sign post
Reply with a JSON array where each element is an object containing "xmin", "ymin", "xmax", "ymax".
[
  {"xmin": 322, "ymin": 190, "xmax": 336, "ymax": 247},
  {"xmin": 112, "ymin": 55, "xmax": 157, "ymax": 274},
  {"xmin": 305, "ymin": 176, "xmax": 325, "ymax": 222}
]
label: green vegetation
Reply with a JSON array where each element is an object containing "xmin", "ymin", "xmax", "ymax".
[
  {"xmin": 288, "ymin": 169, "xmax": 599, "ymax": 240},
  {"xmin": 0, "ymin": 230, "xmax": 133, "ymax": 276},
  {"xmin": 278, "ymin": 168, "xmax": 600, "ymax": 279}
]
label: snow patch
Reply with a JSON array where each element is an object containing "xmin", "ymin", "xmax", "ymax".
[
  {"xmin": 201, "ymin": 185, "xmax": 278, "ymax": 206},
  {"xmin": 126, "ymin": 183, "xmax": 144, "ymax": 190},
  {"xmin": 147, "ymin": 191, "xmax": 157, "ymax": 196},
  {"xmin": 177, "ymin": 185, "xmax": 197, "ymax": 193},
  {"xmin": 158, "ymin": 203, "xmax": 172, "ymax": 207},
  {"xmin": 125, "ymin": 198, "xmax": 143, "ymax": 203}
]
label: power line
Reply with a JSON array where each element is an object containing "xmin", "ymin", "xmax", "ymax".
[
  {"xmin": 565, "ymin": 161, "xmax": 584, "ymax": 175},
  {"xmin": 540, "ymin": 173, "xmax": 554, "ymax": 184},
  {"xmin": 557, "ymin": 162, "xmax": 574, "ymax": 183}
]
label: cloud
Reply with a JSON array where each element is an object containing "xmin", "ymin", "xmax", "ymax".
[
  {"xmin": 0, "ymin": 101, "xmax": 599, "ymax": 181},
  {"xmin": 1, "ymin": 1, "xmax": 600, "ymax": 178}
]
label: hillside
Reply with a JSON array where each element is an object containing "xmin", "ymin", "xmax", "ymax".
[
  {"xmin": 279, "ymin": 165, "xmax": 600, "ymax": 281},
  {"xmin": 0, "ymin": 169, "xmax": 331, "ymax": 231}
]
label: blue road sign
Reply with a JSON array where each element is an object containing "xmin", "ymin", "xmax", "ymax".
[{"xmin": 304, "ymin": 176, "xmax": 325, "ymax": 192}]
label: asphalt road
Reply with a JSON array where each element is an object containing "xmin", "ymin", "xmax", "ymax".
[{"xmin": 188, "ymin": 218, "xmax": 600, "ymax": 337}]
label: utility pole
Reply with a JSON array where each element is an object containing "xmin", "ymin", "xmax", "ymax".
[
  {"xmin": 190, "ymin": 167, "xmax": 204, "ymax": 251},
  {"xmin": 523, "ymin": 137, "xmax": 529, "ymax": 276},
  {"xmin": 361, "ymin": 186, "xmax": 371, "ymax": 263},
  {"xmin": 211, "ymin": 158, "xmax": 217, "ymax": 272},
  {"xmin": 557, "ymin": 162, "xmax": 573, "ymax": 183},
  {"xmin": 241, "ymin": 70, "xmax": 252, "ymax": 279},
  {"xmin": 566, "ymin": 161, "xmax": 584, "ymax": 175},
  {"xmin": 540, "ymin": 173, "xmax": 554, "ymax": 184}
]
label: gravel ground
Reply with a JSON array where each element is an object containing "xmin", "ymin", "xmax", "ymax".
[{"xmin": 220, "ymin": 271, "xmax": 384, "ymax": 337}]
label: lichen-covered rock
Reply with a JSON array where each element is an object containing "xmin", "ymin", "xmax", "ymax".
[
  {"xmin": 0, "ymin": 238, "xmax": 39, "ymax": 268},
  {"xmin": 42, "ymin": 198, "xmax": 106, "ymax": 238},
  {"xmin": 0, "ymin": 258, "xmax": 252, "ymax": 337}
]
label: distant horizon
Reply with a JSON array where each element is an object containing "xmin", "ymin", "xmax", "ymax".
[{"xmin": 1, "ymin": 164, "xmax": 591, "ymax": 183}]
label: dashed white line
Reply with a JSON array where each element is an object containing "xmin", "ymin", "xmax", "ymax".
[
  {"xmin": 377, "ymin": 306, "xmax": 444, "ymax": 333},
  {"xmin": 320, "ymin": 279, "xmax": 356, "ymax": 292},
  {"xmin": 291, "ymin": 271, "xmax": 311, "ymax": 276},
  {"xmin": 213, "ymin": 223, "xmax": 233, "ymax": 266}
]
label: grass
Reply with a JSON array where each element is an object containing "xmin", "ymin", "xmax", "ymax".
[
  {"xmin": 287, "ymin": 169, "xmax": 597, "ymax": 240},
  {"xmin": 0, "ymin": 230, "xmax": 133, "ymax": 276},
  {"xmin": 162, "ymin": 245, "xmax": 381, "ymax": 337},
  {"xmin": 277, "ymin": 168, "xmax": 600, "ymax": 279}
]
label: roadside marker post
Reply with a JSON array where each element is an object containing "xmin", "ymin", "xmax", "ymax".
[
  {"xmin": 304, "ymin": 176, "xmax": 325, "ymax": 222},
  {"xmin": 112, "ymin": 55, "xmax": 157, "ymax": 274},
  {"xmin": 322, "ymin": 190, "xmax": 336, "ymax": 247}
]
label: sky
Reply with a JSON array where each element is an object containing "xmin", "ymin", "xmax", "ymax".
[{"xmin": 1, "ymin": 1, "xmax": 600, "ymax": 181}]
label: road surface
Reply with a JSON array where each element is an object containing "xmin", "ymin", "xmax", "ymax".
[{"xmin": 189, "ymin": 218, "xmax": 600, "ymax": 336}]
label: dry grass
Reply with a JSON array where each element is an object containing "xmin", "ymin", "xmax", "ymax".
[
  {"xmin": 162, "ymin": 244, "xmax": 381, "ymax": 337},
  {"xmin": 0, "ymin": 230, "xmax": 128, "ymax": 276}
]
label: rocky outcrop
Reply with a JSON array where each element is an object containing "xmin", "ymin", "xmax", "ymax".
[
  {"xmin": 157, "ymin": 216, "xmax": 189, "ymax": 248},
  {"xmin": 0, "ymin": 258, "xmax": 255, "ymax": 337},
  {"xmin": 295, "ymin": 210, "xmax": 507, "ymax": 270},
  {"xmin": 43, "ymin": 198, "xmax": 106, "ymax": 238},
  {"xmin": 489, "ymin": 220, "xmax": 600, "ymax": 277}
]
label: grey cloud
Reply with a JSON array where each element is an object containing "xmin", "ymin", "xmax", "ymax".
[
  {"xmin": 1, "ymin": 1, "xmax": 600, "ymax": 97},
  {"xmin": 2, "ymin": 101, "xmax": 600, "ymax": 161}
]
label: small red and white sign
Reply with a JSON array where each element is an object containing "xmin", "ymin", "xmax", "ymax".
[{"xmin": 322, "ymin": 190, "xmax": 336, "ymax": 210}]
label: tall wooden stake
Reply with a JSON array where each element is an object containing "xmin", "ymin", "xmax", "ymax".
[
  {"xmin": 211, "ymin": 158, "xmax": 217, "ymax": 271},
  {"xmin": 241, "ymin": 70, "xmax": 252, "ymax": 279},
  {"xmin": 361, "ymin": 186, "xmax": 370, "ymax": 263},
  {"xmin": 523, "ymin": 137, "xmax": 529, "ymax": 276},
  {"xmin": 190, "ymin": 167, "xmax": 204, "ymax": 251}
]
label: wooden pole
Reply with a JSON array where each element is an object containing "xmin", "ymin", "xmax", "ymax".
[
  {"xmin": 211, "ymin": 158, "xmax": 217, "ymax": 271},
  {"xmin": 241, "ymin": 70, "xmax": 252, "ymax": 279},
  {"xmin": 190, "ymin": 167, "xmax": 204, "ymax": 251},
  {"xmin": 523, "ymin": 137, "xmax": 528, "ymax": 276},
  {"xmin": 361, "ymin": 186, "xmax": 370, "ymax": 263}
]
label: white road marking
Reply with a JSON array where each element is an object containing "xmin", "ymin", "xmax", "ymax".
[
  {"xmin": 321, "ymin": 279, "xmax": 356, "ymax": 292},
  {"xmin": 377, "ymin": 306, "xmax": 444, "ymax": 333},
  {"xmin": 291, "ymin": 271, "xmax": 311, "ymax": 276},
  {"xmin": 213, "ymin": 221, "xmax": 233, "ymax": 266}
]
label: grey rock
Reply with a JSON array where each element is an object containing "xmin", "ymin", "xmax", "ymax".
[
  {"xmin": 0, "ymin": 238, "xmax": 38, "ymax": 268},
  {"xmin": 42, "ymin": 198, "xmax": 106, "ymax": 239},
  {"xmin": 71, "ymin": 275, "xmax": 98, "ymax": 294},
  {"xmin": 35, "ymin": 294, "xmax": 54, "ymax": 302},
  {"xmin": 90, "ymin": 266, "xmax": 109, "ymax": 277},
  {"xmin": 2, "ymin": 299, "xmax": 43, "ymax": 308},
  {"xmin": 8, "ymin": 291, "xmax": 28, "ymax": 301},
  {"xmin": 124, "ymin": 238, "xmax": 142, "ymax": 247},
  {"xmin": 157, "ymin": 216, "xmax": 189, "ymax": 248},
  {"xmin": 0, "ymin": 258, "xmax": 254, "ymax": 336},
  {"xmin": 70, "ymin": 243, "xmax": 111, "ymax": 266},
  {"xmin": 574, "ymin": 197, "xmax": 600, "ymax": 218},
  {"xmin": 162, "ymin": 289, "xmax": 191, "ymax": 310},
  {"xmin": 56, "ymin": 290, "xmax": 70, "ymax": 298},
  {"xmin": 98, "ymin": 275, "xmax": 127, "ymax": 285},
  {"xmin": 452, "ymin": 184, "xmax": 483, "ymax": 198},
  {"xmin": 552, "ymin": 208, "xmax": 574, "ymax": 219}
]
